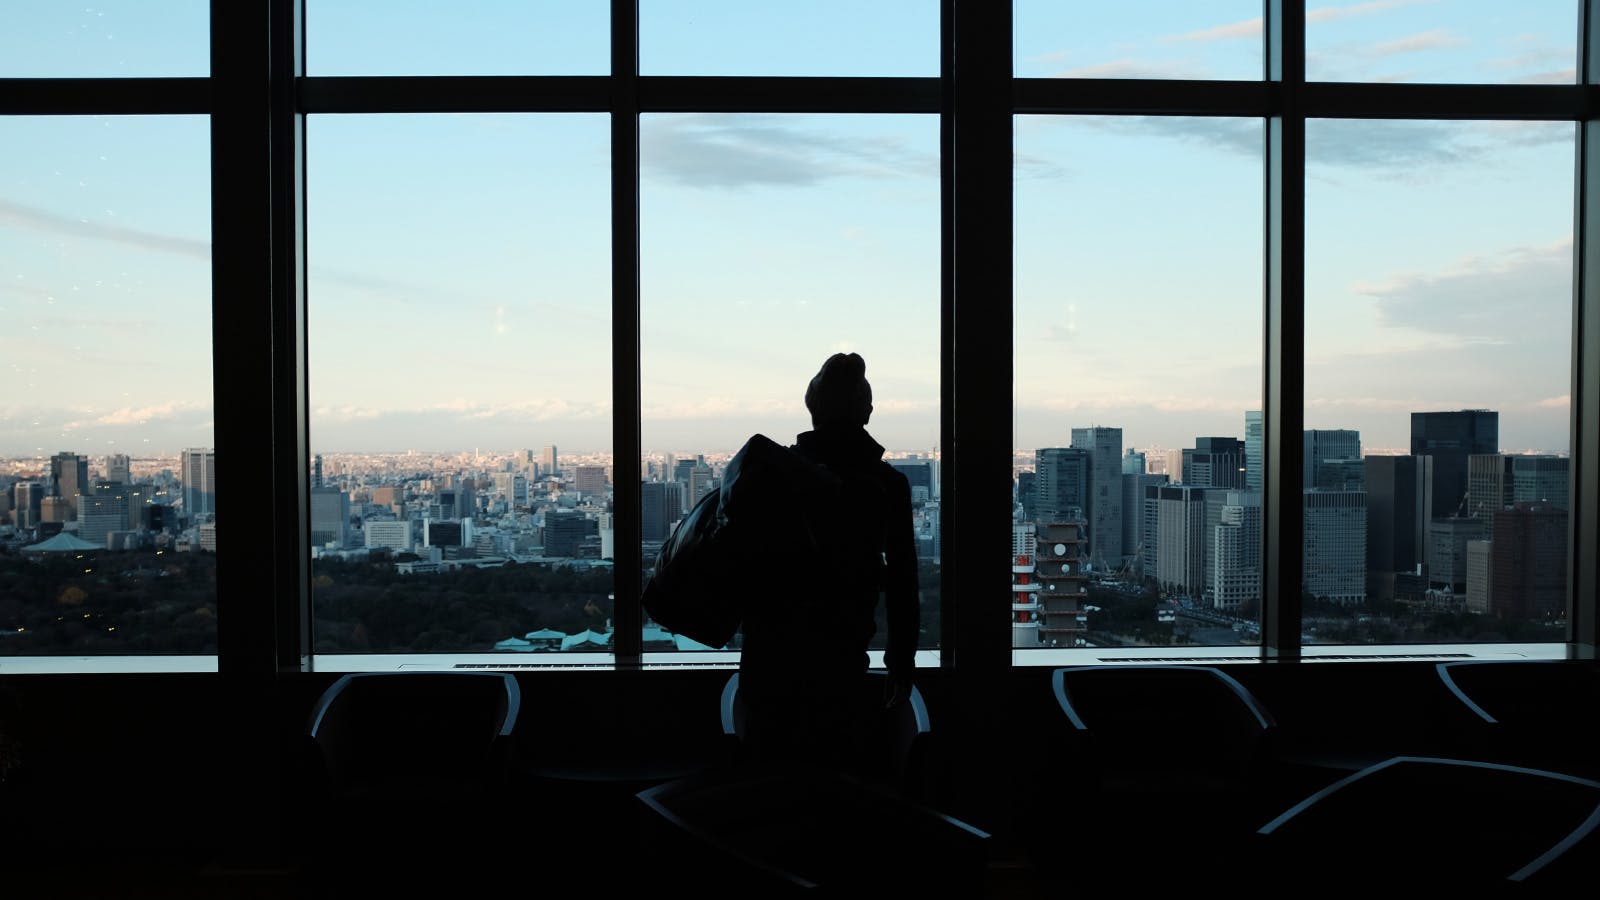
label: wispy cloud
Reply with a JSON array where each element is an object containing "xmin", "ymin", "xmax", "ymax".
[
  {"xmin": 0, "ymin": 198, "xmax": 209, "ymax": 259},
  {"xmin": 1370, "ymin": 29, "xmax": 1467, "ymax": 58},
  {"xmin": 641, "ymin": 115, "xmax": 935, "ymax": 189},
  {"xmin": 1052, "ymin": 59, "xmax": 1208, "ymax": 79},
  {"xmin": 1356, "ymin": 238, "xmax": 1572, "ymax": 338},
  {"xmin": 1537, "ymin": 395, "xmax": 1570, "ymax": 409},
  {"xmin": 1166, "ymin": 0, "xmax": 1432, "ymax": 44}
]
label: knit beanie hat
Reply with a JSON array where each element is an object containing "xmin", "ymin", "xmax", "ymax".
[{"xmin": 805, "ymin": 352, "xmax": 873, "ymax": 426}]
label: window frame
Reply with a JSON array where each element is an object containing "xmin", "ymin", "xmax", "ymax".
[{"xmin": 1, "ymin": 1, "xmax": 1593, "ymax": 675}]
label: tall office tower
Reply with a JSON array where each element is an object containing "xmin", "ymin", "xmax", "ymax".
[
  {"xmin": 1411, "ymin": 409, "xmax": 1498, "ymax": 519},
  {"xmin": 1153, "ymin": 484, "xmax": 1209, "ymax": 597},
  {"xmin": 1140, "ymin": 482, "xmax": 1163, "ymax": 578},
  {"xmin": 1365, "ymin": 455, "xmax": 1434, "ymax": 601},
  {"xmin": 1035, "ymin": 521, "xmax": 1088, "ymax": 647},
  {"xmin": 1011, "ymin": 522, "xmax": 1041, "ymax": 648},
  {"xmin": 1304, "ymin": 490, "xmax": 1366, "ymax": 604},
  {"xmin": 640, "ymin": 481, "xmax": 673, "ymax": 543},
  {"xmin": 457, "ymin": 481, "xmax": 478, "ymax": 520},
  {"xmin": 1210, "ymin": 490, "xmax": 1262, "ymax": 612},
  {"xmin": 688, "ymin": 465, "xmax": 717, "ymax": 509},
  {"xmin": 599, "ymin": 511, "xmax": 616, "ymax": 560},
  {"xmin": 424, "ymin": 518, "xmax": 466, "ymax": 549},
  {"xmin": 672, "ymin": 455, "xmax": 704, "ymax": 485},
  {"xmin": 180, "ymin": 448, "xmax": 217, "ymax": 519},
  {"xmin": 663, "ymin": 480, "xmax": 686, "ymax": 520},
  {"xmin": 363, "ymin": 519, "xmax": 412, "ymax": 552},
  {"xmin": 543, "ymin": 509, "xmax": 595, "ymax": 558},
  {"xmin": 432, "ymin": 489, "xmax": 459, "ymax": 521},
  {"xmin": 1071, "ymin": 426, "xmax": 1124, "ymax": 569},
  {"xmin": 1121, "ymin": 472, "xmax": 1168, "ymax": 570},
  {"xmin": 889, "ymin": 457, "xmax": 936, "ymax": 503},
  {"xmin": 14, "ymin": 481, "xmax": 45, "ymax": 529},
  {"xmin": 1466, "ymin": 453, "xmax": 1515, "ymax": 521},
  {"xmin": 50, "ymin": 451, "xmax": 89, "ymax": 519},
  {"xmin": 542, "ymin": 445, "xmax": 559, "ymax": 479},
  {"xmin": 1487, "ymin": 502, "xmax": 1567, "ymax": 621},
  {"xmin": 1182, "ymin": 437, "xmax": 1245, "ymax": 489},
  {"xmin": 309, "ymin": 486, "xmax": 350, "ymax": 549},
  {"xmin": 1033, "ymin": 448, "xmax": 1090, "ymax": 525},
  {"xmin": 312, "ymin": 454, "xmax": 324, "ymax": 489},
  {"xmin": 76, "ymin": 481, "xmax": 133, "ymax": 546},
  {"xmin": 1465, "ymin": 539, "xmax": 1492, "ymax": 614},
  {"xmin": 104, "ymin": 453, "xmax": 131, "ymax": 485},
  {"xmin": 575, "ymin": 465, "xmax": 608, "ymax": 498},
  {"xmin": 1427, "ymin": 516, "xmax": 1485, "ymax": 594},
  {"xmin": 1304, "ymin": 429, "xmax": 1362, "ymax": 490},
  {"xmin": 1122, "ymin": 448, "xmax": 1146, "ymax": 476},
  {"xmin": 1016, "ymin": 470, "xmax": 1036, "ymax": 521},
  {"xmin": 1244, "ymin": 410, "xmax": 1263, "ymax": 491},
  {"xmin": 40, "ymin": 495, "xmax": 72, "ymax": 524},
  {"xmin": 1511, "ymin": 455, "xmax": 1569, "ymax": 509}
]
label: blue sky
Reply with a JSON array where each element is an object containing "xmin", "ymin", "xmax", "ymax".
[{"xmin": 0, "ymin": 2, "xmax": 1580, "ymax": 461}]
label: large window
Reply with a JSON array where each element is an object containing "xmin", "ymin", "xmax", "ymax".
[{"xmin": 4, "ymin": 2, "xmax": 1596, "ymax": 674}]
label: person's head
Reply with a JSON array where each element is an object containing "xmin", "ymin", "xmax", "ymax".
[{"xmin": 805, "ymin": 352, "xmax": 873, "ymax": 429}]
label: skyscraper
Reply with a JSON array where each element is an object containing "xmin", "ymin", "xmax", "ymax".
[
  {"xmin": 104, "ymin": 453, "xmax": 131, "ymax": 485},
  {"xmin": 1033, "ymin": 448, "xmax": 1090, "ymax": 525},
  {"xmin": 1487, "ymin": 502, "xmax": 1567, "ymax": 621},
  {"xmin": 1121, "ymin": 471, "xmax": 1167, "ymax": 571},
  {"xmin": 50, "ymin": 451, "xmax": 89, "ymax": 519},
  {"xmin": 181, "ymin": 448, "xmax": 217, "ymax": 520},
  {"xmin": 1121, "ymin": 449, "xmax": 1146, "ymax": 476},
  {"xmin": 574, "ymin": 465, "xmax": 608, "ymax": 498},
  {"xmin": 1071, "ymin": 426, "xmax": 1124, "ymax": 568},
  {"xmin": 1153, "ymin": 484, "xmax": 1208, "ymax": 597},
  {"xmin": 1210, "ymin": 490, "xmax": 1262, "ymax": 611},
  {"xmin": 1304, "ymin": 490, "xmax": 1366, "ymax": 604},
  {"xmin": 1304, "ymin": 429, "xmax": 1362, "ymax": 491},
  {"xmin": 542, "ymin": 445, "xmax": 559, "ymax": 479},
  {"xmin": 1411, "ymin": 410, "xmax": 1498, "ymax": 519},
  {"xmin": 1182, "ymin": 437, "xmax": 1245, "ymax": 489},
  {"xmin": 640, "ymin": 481, "xmax": 673, "ymax": 543},
  {"xmin": 1244, "ymin": 410, "xmax": 1263, "ymax": 492},
  {"xmin": 310, "ymin": 486, "xmax": 350, "ymax": 549},
  {"xmin": 1365, "ymin": 454, "xmax": 1433, "ymax": 602}
]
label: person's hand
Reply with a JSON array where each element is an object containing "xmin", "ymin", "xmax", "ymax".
[{"xmin": 884, "ymin": 671, "xmax": 913, "ymax": 709}]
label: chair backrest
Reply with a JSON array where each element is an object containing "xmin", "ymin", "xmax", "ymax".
[
  {"xmin": 1051, "ymin": 664, "xmax": 1276, "ymax": 778},
  {"xmin": 720, "ymin": 670, "xmax": 932, "ymax": 795},
  {"xmin": 307, "ymin": 671, "xmax": 521, "ymax": 796},
  {"xmin": 1257, "ymin": 755, "xmax": 1600, "ymax": 889},
  {"xmin": 1435, "ymin": 660, "xmax": 1600, "ymax": 776}
]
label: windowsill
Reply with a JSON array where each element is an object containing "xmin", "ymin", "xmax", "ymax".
[
  {"xmin": 0, "ymin": 656, "xmax": 218, "ymax": 675},
  {"xmin": 1011, "ymin": 642, "xmax": 1569, "ymax": 666}
]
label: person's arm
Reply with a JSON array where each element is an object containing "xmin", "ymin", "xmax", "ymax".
[{"xmin": 881, "ymin": 469, "xmax": 920, "ymax": 706}]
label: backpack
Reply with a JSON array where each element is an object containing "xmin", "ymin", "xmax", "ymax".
[{"xmin": 641, "ymin": 434, "xmax": 843, "ymax": 648}]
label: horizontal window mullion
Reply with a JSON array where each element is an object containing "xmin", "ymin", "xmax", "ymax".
[
  {"xmin": 0, "ymin": 78, "xmax": 210, "ymax": 114},
  {"xmin": 1014, "ymin": 78, "xmax": 1273, "ymax": 117},
  {"xmin": 1302, "ymin": 82, "xmax": 1589, "ymax": 121}
]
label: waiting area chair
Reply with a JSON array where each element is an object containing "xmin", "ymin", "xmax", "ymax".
[
  {"xmin": 636, "ymin": 759, "xmax": 991, "ymax": 897},
  {"xmin": 1024, "ymin": 664, "xmax": 1283, "ymax": 891},
  {"xmin": 1256, "ymin": 755, "xmax": 1600, "ymax": 893},
  {"xmin": 720, "ymin": 669, "xmax": 937, "ymax": 804},
  {"xmin": 1435, "ymin": 659, "xmax": 1600, "ymax": 779},
  {"xmin": 298, "ymin": 671, "xmax": 522, "ymax": 897}
]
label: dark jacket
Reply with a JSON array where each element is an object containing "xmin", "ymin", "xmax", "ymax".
[{"xmin": 737, "ymin": 425, "xmax": 920, "ymax": 682}]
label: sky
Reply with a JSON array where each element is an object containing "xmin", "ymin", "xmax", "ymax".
[{"xmin": 0, "ymin": 1, "xmax": 1581, "ymax": 462}]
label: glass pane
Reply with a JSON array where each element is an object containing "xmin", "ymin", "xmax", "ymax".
[
  {"xmin": 308, "ymin": 0, "xmax": 608, "ymax": 76},
  {"xmin": 1307, "ymin": 0, "xmax": 1577, "ymax": 84},
  {"xmin": 0, "ymin": 116, "xmax": 214, "ymax": 657},
  {"xmin": 640, "ymin": 113, "xmax": 941, "ymax": 660},
  {"xmin": 307, "ymin": 114, "xmax": 612, "ymax": 659},
  {"xmin": 0, "ymin": 1, "xmax": 209, "ymax": 77},
  {"xmin": 1305, "ymin": 119, "xmax": 1573, "ymax": 646},
  {"xmin": 1014, "ymin": 115, "xmax": 1264, "ymax": 657},
  {"xmin": 1014, "ymin": 0, "xmax": 1263, "ymax": 80},
  {"xmin": 641, "ymin": 0, "xmax": 937, "ymax": 76}
]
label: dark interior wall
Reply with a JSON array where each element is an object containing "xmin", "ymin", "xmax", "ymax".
[{"xmin": 0, "ymin": 658, "xmax": 1527, "ymax": 868}]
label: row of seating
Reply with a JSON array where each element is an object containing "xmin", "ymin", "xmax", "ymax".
[{"xmin": 291, "ymin": 660, "xmax": 1600, "ymax": 896}]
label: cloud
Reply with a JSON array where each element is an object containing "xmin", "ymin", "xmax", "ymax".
[
  {"xmin": 1537, "ymin": 395, "xmax": 1570, "ymax": 409},
  {"xmin": 1082, "ymin": 116, "xmax": 1263, "ymax": 160},
  {"xmin": 1305, "ymin": 118, "xmax": 1481, "ymax": 170},
  {"xmin": 1355, "ymin": 238, "xmax": 1571, "ymax": 338},
  {"xmin": 1166, "ymin": 1, "xmax": 1432, "ymax": 44},
  {"xmin": 90, "ymin": 403, "xmax": 194, "ymax": 427},
  {"xmin": 1052, "ymin": 59, "xmax": 1208, "ymax": 79},
  {"xmin": 0, "ymin": 198, "xmax": 209, "ymax": 259},
  {"xmin": 640, "ymin": 115, "xmax": 935, "ymax": 189},
  {"xmin": 1370, "ymin": 29, "xmax": 1467, "ymax": 58}
]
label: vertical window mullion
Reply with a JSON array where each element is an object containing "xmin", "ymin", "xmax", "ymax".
[
  {"xmin": 611, "ymin": 0, "xmax": 643, "ymax": 664},
  {"xmin": 273, "ymin": 0, "xmax": 311, "ymax": 672},
  {"xmin": 1571, "ymin": 0, "xmax": 1600, "ymax": 658},
  {"xmin": 1263, "ymin": 0, "xmax": 1305, "ymax": 660}
]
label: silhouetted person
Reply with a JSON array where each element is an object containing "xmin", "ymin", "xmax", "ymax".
[{"xmin": 736, "ymin": 352, "xmax": 920, "ymax": 774}]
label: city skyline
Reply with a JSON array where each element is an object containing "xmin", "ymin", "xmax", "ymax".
[{"xmin": 2, "ymin": 2, "xmax": 1579, "ymax": 458}]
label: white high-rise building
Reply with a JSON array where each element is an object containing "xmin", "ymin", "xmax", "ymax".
[
  {"xmin": 180, "ymin": 448, "xmax": 217, "ymax": 520},
  {"xmin": 364, "ymin": 519, "xmax": 412, "ymax": 552},
  {"xmin": 1210, "ymin": 491, "xmax": 1262, "ymax": 611}
]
